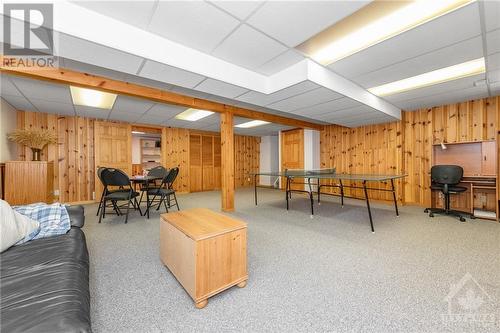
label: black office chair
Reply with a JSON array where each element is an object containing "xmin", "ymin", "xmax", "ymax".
[
  {"xmin": 145, "ymin": 167, "xmax": 180, "ymax": 215},
  {"xmin": 424, "ymin": 165, "xmax": 473, "ymax": 222},
  {"xmin": 99, "ymin": 168, "xmax": 142, "ymax": 224}
]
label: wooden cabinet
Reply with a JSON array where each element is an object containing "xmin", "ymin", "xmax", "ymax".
[
  {"xmin": 160, "ymin": 208, "xmax": 248, "ymax": 308},
  {"xmin": 189, "ymin": 134, "xmax": 221, "ymax": 192},
  {"xmin": 5, "ymin": 161, "xmax": 54, "ymax": 205},
  {"xmin": 481, "ymin": 141, "xmax": 496, "ymax": 176}
]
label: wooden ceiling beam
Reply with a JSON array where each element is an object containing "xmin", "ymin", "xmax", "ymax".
[{"xmin": 1, "ymin": 59, "xmax": 324, "ymax": 130}]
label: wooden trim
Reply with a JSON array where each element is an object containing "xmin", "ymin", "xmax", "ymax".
[{"xmin": 1, "ymin": 59, "xmax": 323, "ymax": 130}]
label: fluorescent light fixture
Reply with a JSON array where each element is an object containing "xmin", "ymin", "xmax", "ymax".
[
  {"xmin": 235, "ymin": 120, "xmax": 270, "ymax": 128},
  {"xmin": 311, "ymin": 0, "xmax": 474, "ymax": 65},
  {"xmin": 175, "ymin": 108, "xmax": 214, "ymax": 121},
  {"xmin": 368, "ymin": 58, "xmax": 485, "ymax": 96},
  {"xmin": 132, "ymin": 131, "xmax": 146, "ymax": 135},
  {"xmin": 70, "ymin": 86, "xmax": 117, "ymax": 109}
]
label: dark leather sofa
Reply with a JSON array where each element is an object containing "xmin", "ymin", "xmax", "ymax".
[{"xmin": 0, "ymin": 205, "xmax": 91, "ymax": 333}]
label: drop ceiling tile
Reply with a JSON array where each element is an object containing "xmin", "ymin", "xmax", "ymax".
[
  {"xmin": 11, "ymin": 77, "xmax": 72, "ymax": 104},
  {"xmin": 73, "ymin": 1, "xmax": 157, "ymax": 30},
  {"xmin": 148, "ymin": 1, "xmax": 240, "ymax": 53},
  {"xmin": 1, "ymin": 75, "xmax": 22, "ymax": 96},
  {"xmin": 292, "ymin": 97, "xmax": 361, "ymax": 117},
  {"xmin": 395, "ymin": 86, "xmax": 489, "ymax": 111},
  {"xmin": 169, "ymin": 85, "xmax": 213, "ymax": 99},
  {"xmin": 209, "ymin": 1, "xmax": 263, "ymax": 20},
  {"xmin": 29, "ymin": 99, "xmax": 75, "ymax": 116},
  {"xmin": 354, "ymin": 36, "xmax": 484, "ymax": 88},
  {"xmin": 247, "ymin": 1, "xmax": 369, "ymax": 47},
  {"xmin": 486, "ymin": 29, "xmax": 500, "ymax": 55},
  {"xmin": 61, "ymin": 58, "xmax": 128, "ymax": 81},
  {"xmin": 140, "ymin": 60, "xmax": 205, "ymax": 88},
  {"xmin": 108, "ymin": 110, "xmax": 142, "ymax": 122},
  {"xmin": 56, "ymin": 33, "xmax": 143, "ymax": 75},
  {"xmin": 267, "ymin": 87, "xmax": 343, "ymax": 112},
  {"xmin": 1, "ymin": 94, "xmax": 36, "ymax": 111},
  {"xmin": 144, "ymin": 103, "xmax": 188, "ymax": 119},
  {"xmin": 483, "ymin": 0, "xmax": 500, "ymax": 32},
  {"xmin": 489, "ymin": 69, "xmax": 500, "ymax": 83},
  {"xmin": 212, "ymin": 24, "xmax": 287, "ymax": 70},
  {"xmin": 384, "ymin": 74, "xmax": 485, "ymax": 103},
  {"xmin": 137, "ymin": 114, "xmax": 168, "ymax": 125},
  {"xmin": 75, "ymin": 105, "xmax": 110, "ymax": 119},
  {"xmin": 256, "ymin": 50, "xmax": 305, "ymax": 76},
  {"xmin": 195, "ymin": 79, "xmax": 248, "ymax": 99},
  {"xmin": 236, "ymin": 81, "xmax": 318, "ymax": 106},
  {"xmin": 112, "ymin": 96, "xmax": 154, "ymax": 115},
  {"xmin": 489, "ymin": 52, "xmax": 500, "ymax": 71},
  {"xmin": 329, "ymin": 3, "xmax": 481, "ymax": 78}
]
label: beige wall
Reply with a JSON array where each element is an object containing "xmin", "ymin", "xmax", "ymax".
[{"xmin": 0, "ymin": 98, "xmax": 17, "ymax": 163}]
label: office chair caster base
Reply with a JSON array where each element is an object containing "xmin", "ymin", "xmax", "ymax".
[
  {"xmin": 429, "ymin": 213, "xmax": 434, "ymax": 217},
  {"xmin": 424, "ymin": 208, "xmax": 429, "ymax": 213},
  {"xmin": 459, "ymin": 217, "xmax": 466, "ymax": 222}
]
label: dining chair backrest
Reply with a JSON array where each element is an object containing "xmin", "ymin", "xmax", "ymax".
[
  {"xmin": 101, "ymin": 168, "xmax": 131, "ymax": 187},
  {"xmin": 97, "ymin": 167, "xmax": 107, "ymax": 185},
  {"xmin": 161, "ymin": 167, "xmax": 179, "ymax": 189},
  {"xmin": 148, "ymin": 166, "xmax": 168, "ymax": 178}
]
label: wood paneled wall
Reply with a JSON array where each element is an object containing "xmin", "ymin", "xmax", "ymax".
[
  {"xmin": 14, "ymin": 113, "xmax": 261, "ymax": 202},
  {"xmin": 234, "ymin": 135, "xmax": 261, "ymax": 188},
  {"xmin": 320, "ymin": 121, "xmax": 403, "ymax": 201},
  {"xmin": 320, "ymin": 96, "xmax": 500, "ymax": 205},
  {"xmin": 162, "ymin": 127, "xmax": 190, "ymax": 193},
  {"xmin": 16, "ymin": 111, "xmax": 95, "ymax": 203}
]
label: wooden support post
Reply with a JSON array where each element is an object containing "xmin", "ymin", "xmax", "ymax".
[{"xmin": 221, "ymin": 112, "xmax": 235, "ymax": 212}]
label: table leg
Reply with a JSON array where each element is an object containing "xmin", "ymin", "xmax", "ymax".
[
  {"xmin": 391, "ymin": 179, "xmax": 399, "ymax": 217},
  {"xmin": 254, "ymin": 174, "xmax": 258, "ymax": 206},
  {"xmin": 308, "ymin": 177, "xmax": 314, "ymax": 218},
  {"xmin": 363, "ymin": 181, "xmax": 375, "ymax": 233},
  {"xmin": 317, "ymin": 181, "xmax": 321, "ymax": 204},
  {"xmin": 339, "ymin": 179, "xmax": 344, "ymax": 207},
  {"xmin": 286, "ymin": 177, "xmax": 290, "ymax": 210}
]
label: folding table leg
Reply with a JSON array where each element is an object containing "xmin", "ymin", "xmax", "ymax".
[{"xmin": 363, "ymin": 181, "xmax": 375, "ymax": 233}]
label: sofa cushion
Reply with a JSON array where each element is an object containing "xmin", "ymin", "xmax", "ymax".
[
  {"xmin": 0, "ymin": 228, "xmax": 91, "ymax": 333},
  {"xmin": 66, "ymin": 205, "xmax": 85, "ymax": 228}
]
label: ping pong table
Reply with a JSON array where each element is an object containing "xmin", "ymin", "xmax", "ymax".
[{"xmin": 253, "ymin": 168, "xmax": 406, "ymax": 232}]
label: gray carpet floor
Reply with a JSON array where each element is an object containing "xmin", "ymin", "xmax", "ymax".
[{"xmin": 82, "ymin": 188, "xmax": 500, "ymax": 332}]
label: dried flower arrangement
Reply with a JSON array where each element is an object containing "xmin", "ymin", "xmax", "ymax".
[{"xmin": 7, "ymin": 129, "xmax": 57, "ymax": 161}]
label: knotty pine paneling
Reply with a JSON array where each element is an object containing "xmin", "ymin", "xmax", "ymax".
[
  {"xmin": 321, "ymin": 121, "xmax": 403, "ymax": 201},
  {"xmin": 16, "ymin": 111, "xmax": 95, "ymax": 203},
  {"xmin": 320, "ymin": 96, "xmax": 500, "ymax": 206},
  {"xmin": 234, "ymin": 135, "xmax": 261, "ymax": 188},
  {"xmin": 162, "ymin": 127, "xmax": 190, "ymax": 193}
]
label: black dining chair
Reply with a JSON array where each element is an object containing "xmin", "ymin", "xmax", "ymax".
[
  {"xmin": 424, "ymin": 165, "xmax": 473, "ymax": 222},
  {"xmin": 98, "ymin": 168, "xmax": 142, "ymax": 224},
  {"xmin": 96, "ymin": 167, "xmax": 128, "ymax": 217},
  {"xmin": 145, "ymin": 167, "xmax": 180, "ymax": 215},
  {"xmin": 138, "ymin": 166, "xmax": 168, "ymax": 206}
]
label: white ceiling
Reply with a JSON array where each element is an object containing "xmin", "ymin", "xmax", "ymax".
[
  {"xmin": 0, "ymin": 74, "xmax": 291, "ymax": 136},
  {"xmin": 2, "ymin": 0, "xmax": 499, "ymax": 129}
]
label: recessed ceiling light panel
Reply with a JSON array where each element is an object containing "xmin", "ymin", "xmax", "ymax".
[
  {"xmin": 175, "ymin": 108, "xmax": 214, "ymax": 121},
  {"xmin": 368, "ymin": 58, "xmax": 485, "ymax": 96},
  {"xmin": 304, "ymin": 0, "xmax": 474, "ymax": 65},
  {"xmin": 235, "ymin": 120, "xmax": 270, "ymax": 128},
  {"xmin": 70, "ymin": 86, "xmax": 117, "ymax": 109}
]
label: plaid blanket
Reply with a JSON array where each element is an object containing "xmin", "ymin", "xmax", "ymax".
[{"xmin": 13, "ymin": 203, "xmax": 71, "ymax": 240}]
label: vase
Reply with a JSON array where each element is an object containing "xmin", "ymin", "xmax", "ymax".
[{"xmin": 31, "ymin": 148, "xmax": 42, "ymax": 161}]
